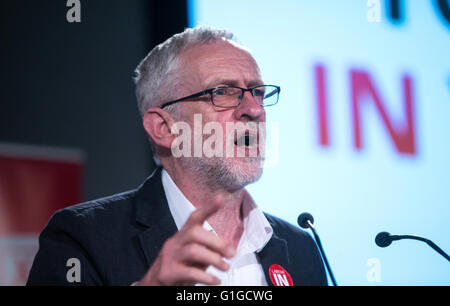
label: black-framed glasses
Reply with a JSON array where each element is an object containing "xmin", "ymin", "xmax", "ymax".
[{"xmin": 160, "ymin": 85, "xmax": 280, "ymax": 109}]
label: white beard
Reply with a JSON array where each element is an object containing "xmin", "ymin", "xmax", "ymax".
[{"xmin": 178, "ymin": 155, "xmax": 264, "ymax": 192}]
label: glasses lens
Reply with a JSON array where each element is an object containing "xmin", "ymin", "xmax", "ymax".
[
  {"xmin": 253, "ymin": 85, "xmax": 279, "ymax": 106},
  {"xmin": 212, "ymin": 87, "xmax": 242, "ymax": 107}
]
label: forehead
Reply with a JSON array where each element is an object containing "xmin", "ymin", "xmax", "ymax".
[{"xmin": 178, "ymin": 40, "xmax": 262, "ymax": 89}]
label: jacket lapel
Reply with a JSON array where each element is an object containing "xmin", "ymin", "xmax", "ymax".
[
  {"xmin": 134, "ymin": 167, "xmax": 178, "ymax": 268},
  {"xmin": 256, "ymin": 232, "xmax": 290, "ymax": 286}
]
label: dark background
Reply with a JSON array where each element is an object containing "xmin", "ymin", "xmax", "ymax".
[{"xmin": 1, "ymin": 0, "xmax": 188, "ymax": 202}]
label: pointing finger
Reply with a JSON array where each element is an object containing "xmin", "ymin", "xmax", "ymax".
[{"xmin": 184, "ymin": 196, "xmax": 223, "ymax": 228}]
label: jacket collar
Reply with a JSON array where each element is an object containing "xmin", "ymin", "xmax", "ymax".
[{"xmin": 256, "ymin": 217, "xmax": 291, "ymax": 286}]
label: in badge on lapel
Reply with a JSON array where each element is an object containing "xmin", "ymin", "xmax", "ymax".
[{"xmin": 269, "ymin": 264, "xmax": 293, "ymax": 286}]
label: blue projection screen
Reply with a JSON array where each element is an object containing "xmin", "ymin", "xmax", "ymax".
[{"xmin": 189, "ymin": 0, "xmax": 450, "ymax": 285}]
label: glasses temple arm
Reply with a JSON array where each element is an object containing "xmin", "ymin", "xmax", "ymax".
[{"xmin": 160, "ymin": 90, "xmax": 210, "ymax": 109}]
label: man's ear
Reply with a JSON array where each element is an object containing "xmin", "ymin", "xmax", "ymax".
[{"xmin": 143, "ymin": 107, "xmax": 174, "ymax": 150}]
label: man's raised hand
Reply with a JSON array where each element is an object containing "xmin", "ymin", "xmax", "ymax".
[{"xmin": 137, "ymin": 197, "xmax": 235, "ymax": 286}]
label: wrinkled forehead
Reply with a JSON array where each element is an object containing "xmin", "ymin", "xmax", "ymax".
[{"xmin": 177, "ymin": 40, "xmax": 262, "ymax": 90}]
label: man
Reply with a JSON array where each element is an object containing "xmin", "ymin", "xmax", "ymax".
[{"xmin": 27, "ymin": 26, "xmax": 327, "ymax": 286}]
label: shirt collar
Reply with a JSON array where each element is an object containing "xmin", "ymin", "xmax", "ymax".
[{"xmin": 161, "ymin": 169, "xmax": 273, "ymax": 254}]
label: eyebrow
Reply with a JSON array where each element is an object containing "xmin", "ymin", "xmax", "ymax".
[{"xmin": 206, "ymin": 79, "xmax": 264, "ymax": 88}]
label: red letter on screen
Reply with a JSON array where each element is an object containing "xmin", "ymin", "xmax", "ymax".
[
  {"xmin": 350, "ymin": 70, "xmax": 416, "ymax": 155},
  {"xmin": 315, "ymin": 64, "xmax": 330, "ymax": 147}
]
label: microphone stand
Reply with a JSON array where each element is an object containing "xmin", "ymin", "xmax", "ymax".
[
  {"xmin": 306, "ymin": 219, "xmax": 338, "ymax": 286},
  {"xmin": 391, "ymin": 234, "xmax": 450, "ymax": 262}
]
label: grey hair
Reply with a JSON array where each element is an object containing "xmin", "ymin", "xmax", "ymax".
[{"xmin": 134, "ymin": 25, "xmax": 236, "ymax": 118}]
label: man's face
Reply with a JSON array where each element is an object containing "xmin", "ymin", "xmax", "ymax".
[{"xmin": 172, "ymin": 40, "xmax": 266, "ymax": 191}]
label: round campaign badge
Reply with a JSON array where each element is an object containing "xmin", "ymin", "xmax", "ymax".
[{"xmin": 269, "ymin": 264, "xmax": 293, "ymax": 286}]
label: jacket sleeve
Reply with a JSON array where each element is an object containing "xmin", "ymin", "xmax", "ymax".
[{"xmin": 26, "ymin": 208, "xmax": 103, "ymax": 286}]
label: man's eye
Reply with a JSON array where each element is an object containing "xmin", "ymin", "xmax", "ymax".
[
  {"xmin": 214, "ymin": 88, "xmax": 227, "ymax": 95},
  {"xmin": 253, "ymin": 89, "xmax": 265, "ymax": 97},
  {"xmin": 214, "ymin": 87, "xmax": 235, "ymax": 96}
]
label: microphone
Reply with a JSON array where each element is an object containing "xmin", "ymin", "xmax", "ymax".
[
  {"xmin": 375, "ymin": 231, "xmax": 450, "ymax": 262},
  {"xmin": 298, "ymin": 212, "xmax": 338, "ymax": 286}
]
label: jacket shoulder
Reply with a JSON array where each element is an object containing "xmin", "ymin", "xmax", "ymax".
[
  {"xmin": 59, "ymin": 189, "xmax": 136, "ymax": 217},
  {"xmin": 46, "ymin": 189, "xmax": 140, "ymax": 251},
  {"xmin": 264, "ymin": 213, "xmax": 311, "ymax": 240},
  {"xmin": 27, "ymin": 189, "xmax": 140, "ymax": 286}
]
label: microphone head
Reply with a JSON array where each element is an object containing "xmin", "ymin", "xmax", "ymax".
[
  {"xmin": 375, "ymin": 231, "xmax": 393, "ymax": 248},
  {"xmin": 297, "ymin": 212, "xmax": 314, "ymax": 229}
]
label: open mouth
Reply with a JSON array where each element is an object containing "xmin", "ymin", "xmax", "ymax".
[{"xmin": 234, "ymin": 132, "xmax": 257, "ymax": 147}]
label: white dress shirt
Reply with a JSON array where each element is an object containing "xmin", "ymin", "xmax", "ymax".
[{"xmin": 161, "ymin": 169, "xmax": 273, "ymax": 286}]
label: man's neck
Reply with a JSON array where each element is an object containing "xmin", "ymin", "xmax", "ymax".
[{"xmin": 162, "ymin": 163, "xmax": 245, "ymax": 248}]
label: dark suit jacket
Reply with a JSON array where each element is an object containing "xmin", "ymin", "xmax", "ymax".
[{"xmin": 27, "ymin": 167, "xmax": 327, "ymax": 286}]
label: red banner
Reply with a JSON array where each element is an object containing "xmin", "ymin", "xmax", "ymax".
[{"xmin": 0, "ymin": 143, "xmax": 83, "ymax": 285}]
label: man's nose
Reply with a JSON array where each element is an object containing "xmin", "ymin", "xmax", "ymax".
[{"xmin": 233, "ymin": 91, "xmax": 265, "ymax": 121}]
